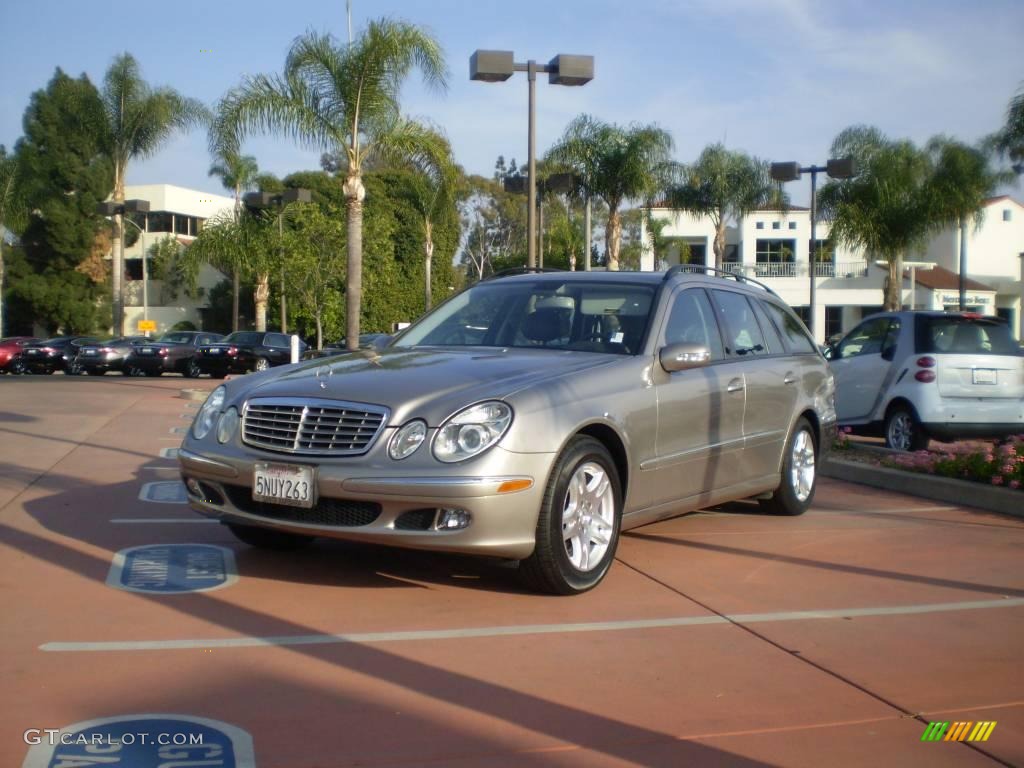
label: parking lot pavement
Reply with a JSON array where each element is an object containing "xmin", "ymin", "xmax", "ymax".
[{"xmin": 1, "ymin": 376, "xmax": 1021, "ymax": 767}]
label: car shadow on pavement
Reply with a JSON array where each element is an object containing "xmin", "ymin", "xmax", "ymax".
[{"xmin": 1, "ymin": 511, "xmax": 779, "ymax": 767}]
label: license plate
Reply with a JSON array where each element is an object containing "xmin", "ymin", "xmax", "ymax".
[
  {"xmin": 207, "ymin": 348, "xmax": 221, "ymax": 354},
  {"xmin": 972, "ymin": 368, "xmax": 997, "ymax": 385},
  {"xmin": 27, "ymin": 349, "xmax": 39, "ymax": 356},
  {"xmin": 140, "ymin": 348, "xmax": 154, "ymax": 355},
  {"xmin": 84, "ymin": 349, "xmax": 97, "ymax": 356},
  {"xmin": 253, "ymin": 463, "xmax": 316, "ymax": 508}
]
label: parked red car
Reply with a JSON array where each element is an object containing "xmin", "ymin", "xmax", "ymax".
[{"xmin": 0, "ymin": 336, "xmax": 42, "ymax": 374}]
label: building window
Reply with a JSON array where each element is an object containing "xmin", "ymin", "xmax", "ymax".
[
  {"xmin": 756, "ymin": 222, "xmax": 764, "ymax": 230},
  {"xmin": 772, "ymin": 221, "xmax": 781, "ymax": 230},
  {"xmin": 1004, "ymin": 209, "xmax": 1012, "ymax": 222},
  {"xmin": 825, "ymin": 306, "xmax": 843, "ymax": 340},
  {"xmin": 175, "ymin": 215, "xmax": 189, "ymax": 236},
  {"xmin": 724, "ymin": 244, "xmax": 740, "ymax": 263},
  {"xmin": 147, "ymin": 212, "xmax": 173, "ymax": 233},
  {"xmin": 125, "ymin": 258, "xmax": 143, "ymax": 281},
  {"xmin": 755, "ymin": 239, "xmax": 796, "ymax": 276},
  {"xmin": 788, "ymin": 221, "xmax": 797, "ymax": 230}
]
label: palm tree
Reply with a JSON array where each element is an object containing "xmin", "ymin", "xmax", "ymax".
[
  {"xmin": 400, "ymin": 123, "xmax": 459, "ymax": 310},
  {"xmin": 546, "ymin": 115, "xmax": 673, "ymax": 270},
  {"xmin": 992, "ymin": 84, "xmax": 1024, "ymax": 174},
  {"xmin": 217, "ymin": 21, "xmax": 447, "ymax": 349},
  {"xmin": 664, "ymin": 143, "xmax": 781, "ymax": 269},
  {"xmin": 208, "ymin": 132, "xmax": 259, "ymax": 332},
  {"xmin": 817, "ymin": 126, "xmax": 935, "ymax": 311},
  {"xmin": 100, "ymin": 53, "xmax": 207, "ymax": 334},
  {"xmin": 927, "ymin": 136, "xmax": 1013, "ymax": 309},
  {"xmin": 182, "ymin": 210, "xmax": 279, "ymax": 331}
]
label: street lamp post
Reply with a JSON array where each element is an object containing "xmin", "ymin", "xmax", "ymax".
[
  {"xmin": 121, "ymin": 217, "xmax": 148, "ymax": 334},
  {"xmin": 770, "ymin": 159, "xmax": 855, "ymax": 341},
  {"xmin": 97, "ymin": 198, "xmax": 150, "ymax": 336},
  {"xmin": 471, "ymin": 50, "xmax": 594, "ymax": 269}
]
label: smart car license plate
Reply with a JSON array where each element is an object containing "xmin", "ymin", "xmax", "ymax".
[
  {"xmin": 972, "ymin": 368, "xmax": 997, "ymax": 385},
  {"xmin": 253, "ymin": 463, "xmax": 316, "ymax": 508}
]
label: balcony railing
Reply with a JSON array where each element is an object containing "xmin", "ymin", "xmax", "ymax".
[{"xmin": 722, "ymin": 261, "xmax": 870, "ymax": 279}]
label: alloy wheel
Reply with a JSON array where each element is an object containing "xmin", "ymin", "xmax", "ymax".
[
  {"xmin": 790, "ymin": 429, "xmax": 816, "ymax": 503},
  {"xmin": 561, "ymin": 461, "xmax": 615, "ymax": 572}
]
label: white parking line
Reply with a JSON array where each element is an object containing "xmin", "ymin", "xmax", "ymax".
[
  {"xmin": 110, "ymin": 518, "xmax": 218, "ymax": 524},
  {"xmin": 39, "ymin": 597, "xmax": 1024, "ymax": 652}
]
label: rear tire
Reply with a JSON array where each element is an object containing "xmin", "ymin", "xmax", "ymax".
[
  {"xmin": 519, "ymin": 436, "xmax": 622, "ymax": 595},
  {"xmin": 760, "ymin": 417, "xmax": 817, "ymax": 516},
  {"xmin": 226, "ymin": 523, "xmax": 314, "ymax": 551},
  {"xmin": 884, "ymin": 405, "xmax": 928, "ymax": 451},
  {"xmin": 184, "ymin": 359, "xmax": 201, "ymax": 378},
  {"xmin": 254, "ymin": 357, "xmax": 270, "ymax": 372}
]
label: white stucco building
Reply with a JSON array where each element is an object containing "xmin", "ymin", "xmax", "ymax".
[
  {"xmin": 111, "ymin": 184, "xmax": 235, "ymax": 334},
  {"xmin": 642, "ymin": 196, "xmax": 1024, "ymax": 342}
]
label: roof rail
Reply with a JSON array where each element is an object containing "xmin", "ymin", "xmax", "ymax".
[
  {"xmin": 662, "ymin": 264, "xmax": 777, "ymax": 295},
  {"xmin": 484, "ymin": 266, "xmax": 567, "ymax": 281}
]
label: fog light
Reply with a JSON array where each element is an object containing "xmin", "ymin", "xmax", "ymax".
[
  {"xmin": 185, "ymin": 477, "xmax": 202, "ymax": 496},
  {"xmin": 436, "ymin": 508, "xmax": 472, "ymax": 530}
]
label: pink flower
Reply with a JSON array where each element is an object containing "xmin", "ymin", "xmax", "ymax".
[
  {"xmin": 992, "ymin": 476, "xmax": 1004, "ymax": 486},
  {"xmin": 1010, "ymin": 480, "xmax": 1021, "ymax": 489},
  {"xmin": 1003, "ymin": 464, "xmax": 1015, "ymax": 475}
]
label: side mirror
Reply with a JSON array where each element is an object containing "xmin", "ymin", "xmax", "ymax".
[
  {"xmin": 659, "ymin": 343, "xmax": 711, "ymax": 372},
  {"xmin": 822, "ymin": 344, "xmax": 836, "ymax": 360},
  {"xmin": 881, "ymin": 346, "xmax": 895, "ymax": 362}
]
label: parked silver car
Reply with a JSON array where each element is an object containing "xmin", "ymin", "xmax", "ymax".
[{"xmin": 179, "ymin": 268, "xmax": 836, "ymax": 593}]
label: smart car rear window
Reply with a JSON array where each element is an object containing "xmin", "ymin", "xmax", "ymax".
[{"xmin": 914, "ymin": 315, "xmax": 1018, "ymax": 356}]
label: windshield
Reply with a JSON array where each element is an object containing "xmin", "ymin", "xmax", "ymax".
[
  {"xmin": 914, "ymin": 315, "xmax": 1020, "ymax": 356},
  {"xmin": 393, "ymin": 280, "xmax": 656, "ymax": 355},
  {"xmin": 158, "ymin": 332, "xmax": 194, "ymax": 344}
]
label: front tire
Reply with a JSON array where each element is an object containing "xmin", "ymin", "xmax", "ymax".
[
  {"xmin": 884, "ymin": 405, "xmax": 928, "ymax": 451},
  {"xmin": 760, "ymin": 417, "xmax": 817, "ymax": 516},
  {"xmin": 184, "ymin": 359, "xmax": 201, "ymax": 378},
  {"xmin": 519, "ymin": 436, "xmax": 622, "ymax": 595},
  {"xmin": 253, "ymin": 357, "xmax": 270, "ymax": 372},
  {"xmin": 226, "ymin": 523, "xmax": 314, "ymax": 551}
]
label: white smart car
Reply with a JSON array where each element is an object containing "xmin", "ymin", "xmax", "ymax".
[{"xmin": 829, "ymin": 311, "xmax": 1024, "ymax": 450}]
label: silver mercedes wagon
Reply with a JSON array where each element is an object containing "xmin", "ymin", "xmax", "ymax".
[{"xmin": 179, "ymin": 267, "xmax": 836, "ymax": 593}]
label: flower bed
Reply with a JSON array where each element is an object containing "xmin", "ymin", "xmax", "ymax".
[{"xmin": 882, "ymin": 436, "xmax": 1024, "ymax": 490}]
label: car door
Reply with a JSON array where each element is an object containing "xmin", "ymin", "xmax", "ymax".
[
  {"xmin": 649, "ymin": 287, "xmax": 746, "ymax": 506},
  {"xmin": 263, "ymin": 333, "xmax": 292, "ymax": 364},
  {"xmin": 711, "ymin": 289, "xmax": 796, "ymax": 482},
  {"xmin": 830, "ymin": 316, "xmax": 901, "ymax": 422}
]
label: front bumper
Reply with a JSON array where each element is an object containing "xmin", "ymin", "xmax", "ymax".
[{"xmin": 177, "ymin": 443, "xmax": 555, "ymax": 560}]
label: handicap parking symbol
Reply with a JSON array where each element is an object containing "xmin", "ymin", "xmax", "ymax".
[{"xmin": 107, "ymin": 544, "xmax": 237, "ymax": 594}]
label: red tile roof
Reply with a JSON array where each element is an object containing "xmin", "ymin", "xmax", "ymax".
[{"xmin": 905, "ymin": 265, "xmax": 994, "ymax": 292}]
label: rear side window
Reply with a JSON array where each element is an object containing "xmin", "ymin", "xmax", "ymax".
[
  {"xmin": 663, "ymin": 289, "xmax": 724, "ymax": 360},
  {"xmin": 915, "ymin": 315, "xmax": 1019, "ymax": 356},
  {"xmin": 712, "ymin": 290, "xmax": 766, "ymax": 356},
  {"xmin": 265, "ymin": 333, "xmax": 291, "ymax": 348},
  {"xmin": 762, "ymin": 302, "xmax": 817, "ymax": 354},
  {"xmin": 750, "ymin": 300, "xmax": 784, "ymax": 354}
]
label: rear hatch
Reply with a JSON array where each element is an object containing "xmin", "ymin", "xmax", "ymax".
[{"xmin": 915, "ymin": 314, "xmax": 1024, "ymax": 399}]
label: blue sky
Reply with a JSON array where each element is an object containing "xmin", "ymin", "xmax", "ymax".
[{"xmin": 1, "ymin": 0, "xmax": 1021, "ymax": 205}]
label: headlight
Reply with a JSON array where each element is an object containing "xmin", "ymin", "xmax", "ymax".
[
  {"xmin": 389, "ymin": 420, "xmax": 427, "ymax": 460},
  {"xmin": 216, "ymin": 407, "xmax": 240, "ymax": 444},
  {"xmin": 433, "ymin": 401, "xmax": 512, "ymax": 463},
  {"xmin": 192, "ymin": 385, "xmax": 226, "ymax": 440}
]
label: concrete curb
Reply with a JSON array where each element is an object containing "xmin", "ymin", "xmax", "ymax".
[
  {"xmin": 822, "ymin": 457, "xmax": 1023, "ymax": 520},
  {"xmin": 178, "ymin": 388, "xmax": 211, "ymax": 402}
]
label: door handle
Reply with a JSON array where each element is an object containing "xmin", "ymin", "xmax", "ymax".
[
  {"xmin": 727, "ymin": 378, "xmax": 745, "ymax": 393},
  {"xmin": 784, "ymin": 372, "xmax": 798, "ymax": 385}
]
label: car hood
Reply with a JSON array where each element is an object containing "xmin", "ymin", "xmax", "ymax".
[{"xmin": 231, "ymin": 346, "xmax": 616, "ymax": 425}]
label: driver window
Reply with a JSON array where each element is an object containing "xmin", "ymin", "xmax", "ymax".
[
  {"xmin": 837, "ymin": 318, "xmax": 891, "ymax": 358},
  {"xmin": 664, "ymin": 289, "xmax": 723, "ymax": 360}
]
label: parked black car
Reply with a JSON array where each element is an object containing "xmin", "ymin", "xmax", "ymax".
[
  {"xmin": 195, "ymin": 331, "xmax": 305, "ymax": 377},
  {"xmin": 75, "ymin": 336, "xmax": 148, "ymax": 375},
  {"xmin": 300, "ymin": 333, "xmax": 390, "ymax": 360},
  {"xmin": 18, "ymin": 337, "xmax": 100, "ymax": 374},
  {"xmin": 125, "ymin": 331, "xmax": 226, "ymax": 377}
]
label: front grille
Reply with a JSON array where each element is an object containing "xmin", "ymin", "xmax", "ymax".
[
  {"xmin": 242, "ymin": 397, "xmax": 388, "ymax": 455},
  {"xmin": 223, "ymin": 484, "xmax": 381, "ymax": 527}
]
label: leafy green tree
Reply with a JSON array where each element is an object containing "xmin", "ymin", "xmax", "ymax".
[
  {"xmin": 665, "ymin": 143, "xmax": 781, "ymax": 269},
  {"xmin": 459, "ymin": 174, "xmax": 527, "ymax": 280},
  {"xmin": 927, "ymin": 136, "xmax": 1013, "ymax": 308},
  {"xmin": 99, "ymin": 53, "xmax": 207, "ymax": 335},
  {"xmin": 208, "ymin": 123, "xmax": 259, "ymax": 332},
  {"xmin": 546, "ymin": 115, "xmax": 673, "ymax": 270},
  {"xmin": 818, "ymin": 126, "xmax": 935, "ymax": 311},
  {"xmin": 0, "ymin": 145, "xmax": 28, "ymax": 336},
  {"xmin": 280, "ymin": 203, "xmax": 346, "ymax": 348},
  {"xmin": 11, "ymin": 70, "xmax": 114, "ymax": 333},
  {"xmin": 216, "ymin": 20, "xmax": 448, "ymax": 349}
]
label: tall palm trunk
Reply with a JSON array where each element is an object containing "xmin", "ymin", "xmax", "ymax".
[
  {"xmin": 254, "ymin": 272, "xmax": 269, "ymax": 332},
  {"xmin": 605, "ymin": 207, "xmax": 622, "ymax": 271},
  {"xmin": 344, "ymin": 173, "xmax": 365, "ymax": 351},
  {"xmin": 424, "ymin": 217, "xmax": 434, "ymax": 311},
  {"xmin": 958, "ymin": 215, "xmax": 968, "ymax": 310},
  {"xmin": 885, "ymin": 253, "xmax": 904, "ymax": 311},
  {"xmin": 232, "ymin": 186, "xmax": 241, "ymax": 332},
  {"xmin": 713, "ymin": 220, "xmax": 727, "ymax": 269},
  {"xmin": 111, "ymin": 166, "xmax": 125, "ymax": 335}
]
